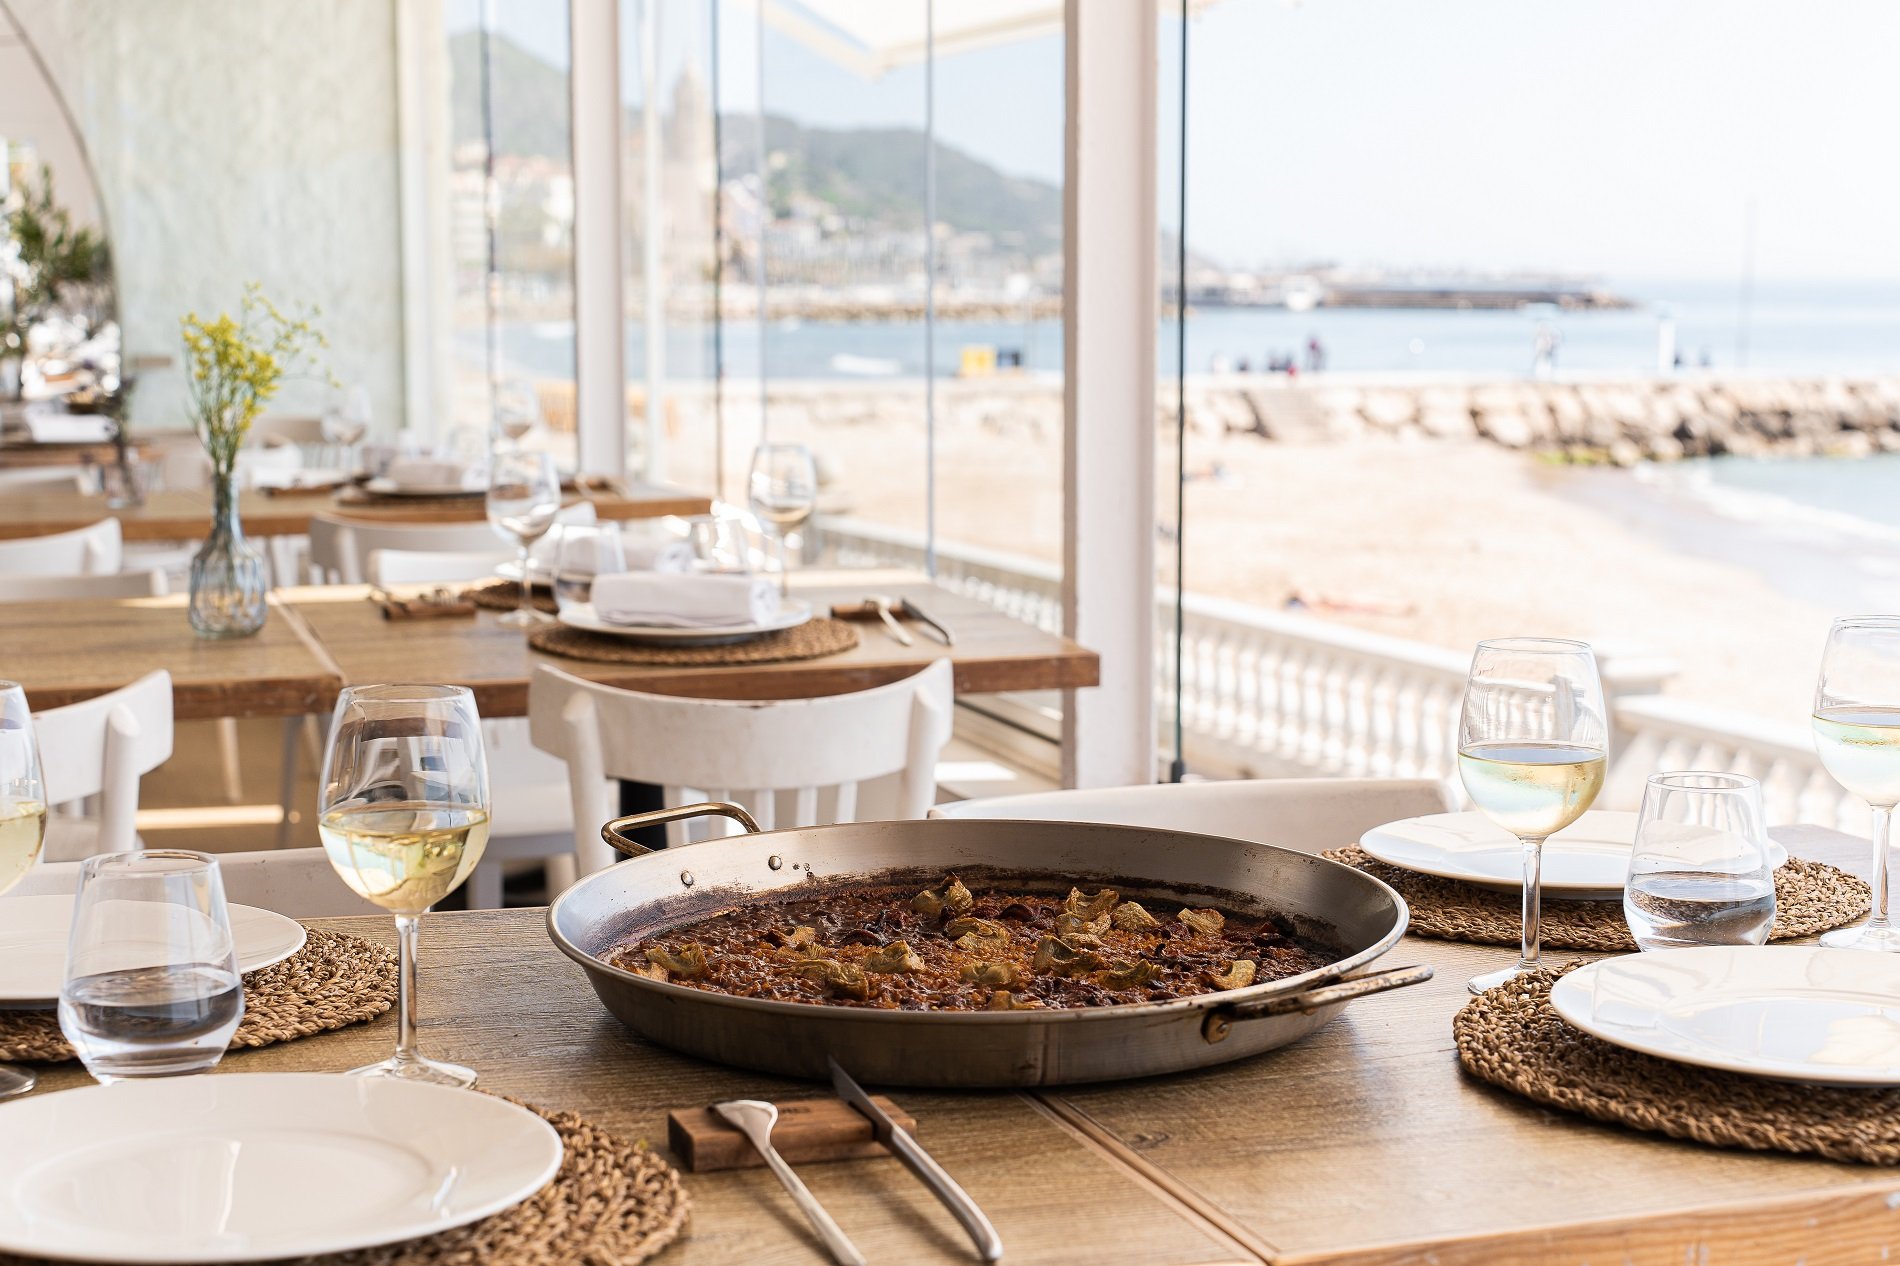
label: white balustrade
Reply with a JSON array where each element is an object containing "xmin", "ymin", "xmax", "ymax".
[{"xmin": 817, "ymin": 517, "xmax": 1861, "ymax": 828}]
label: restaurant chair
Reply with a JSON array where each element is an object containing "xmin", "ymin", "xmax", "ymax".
[
  {"xmin": 306, "ymin": 503, "xmax": 597, "ymax": 585},
  {"xmin": 31, "ymin": 670, "xmax": 174, "ymax": 862},
  {"xmin": 929, "ymin": 776, "xmax": 1458, "ymax": 858},
  {"xmin": 528, "ymin": 659, "xmax": 955, "ymax": 876},
  {"xmin": 10, "ymin": 846, "xmax": 380, "ymax": 918},
  {"xmin": 0, "ymin": 517, "xmax": 122, "ymax": 576},
  {"xmin": 0, "ymin": 569, "xmax": 168, "ymax": 601},
  {"xmin": 366, "ymin": 549, "xmax": 517, "ymax": 587},
  {"xmin": 0, "ymin": 466, "xmax": 87, "ymax": 492}
]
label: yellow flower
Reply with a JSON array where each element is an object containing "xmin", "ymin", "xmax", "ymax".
[{"xmin": 180, "ymin": 284, "xmax": 331, "ymax": 477}]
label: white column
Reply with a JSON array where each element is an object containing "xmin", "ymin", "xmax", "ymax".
[
  {"xmin": 639, "ymin": 0, "xmax": 667, "ymax": 482},
  {"xmin": 394, "ymin": 0, "xmax": 454, "ymax": 443},
  {"xmin": 1061, "ymin": 0, "xmax": 1159, "ymax": 788},
  {"xmin": 571, "ymin": 0, "xmax": 626, "ymax": 476}
]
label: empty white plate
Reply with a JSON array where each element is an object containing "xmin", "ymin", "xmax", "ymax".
[
  {"xmin": 0, "ymin": 1074, "xmax": 562, "ymax": 1262},
  {"xmin": 1359, "ymin": 810, "xmax": 1786, "ymax": 900},
  {"xmin": 0, "ymin": 896, "xmax": 307, "ymax": 1005},
  {"xmin": 1551, "ymin": 946, "xmax": 1900, "ymax": 1086},
  {"xmin": 557, "ymin": 597, "xmax": 813, "ymax": 645}
]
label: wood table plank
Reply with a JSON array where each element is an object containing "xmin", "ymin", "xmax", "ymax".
[
  {"xmin": 26, "ymin": 909, "xmax": 1254, "ymax": 1266},
  {"xmin": 1043, "ymin": 826, "xmax": 1900, "ymax": 1266},
  {"xmin": 0, "ymin": 482, "xmax": 712, "ymax": 542},
  {"xmin": 282, "ymin": 570, "xmax": 1100, "ymax": 715},
  {"xmin": 0, "ymin": 592, "xmax": 342, "ymax": 718}
]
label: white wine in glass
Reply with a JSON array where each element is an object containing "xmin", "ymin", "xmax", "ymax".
[
  {"xmin": 1812, "ymin": 617, "xmax": 1900, "ymax": 951},
  {"xmin": 319, "ymin": 684, "xmax": 490, "ymax": 1085},
  {"xmin": 1458, "ymin": 639, "xmax": 1607, "ymax": 994},
  {"xmin": 0, "ymin": 682, "xmax": 47, "ymax": 1098},
  {"xmin": 748, "ymin": 443, "xmax": 818, "ymax": 595}
]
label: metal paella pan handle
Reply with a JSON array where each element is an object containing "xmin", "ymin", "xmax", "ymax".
[
  {"xmin": 601, "ymin": 801, "xmax": 764, "ymax": 858},
  {"xmin": 1200, "ymin": 963, "xmax": 1435, "ymax": 1045}
]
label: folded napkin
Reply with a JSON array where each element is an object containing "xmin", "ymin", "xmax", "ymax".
[
  {"xmin": 382, "ymin": 458, "xmax": 469, "ymax": 489},
  {"xmin": 23, "ymin": 414, "xmax": 114, "ymax": 444},
  {"xmin": 591, "ymin": 572, "xmax": 780, "ymax": 628}
]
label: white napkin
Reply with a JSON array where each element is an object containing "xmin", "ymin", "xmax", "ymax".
[
  {"xmin": 591, "ymin": 572, "xmax": 780, "ymax": 628},
  {"xmin": 23, "ymin": 414, "xmax": 114, "ymax": 444},
  {"xmin": 382, "ymin": 458, "xmax": 468, "ymax": 489}
]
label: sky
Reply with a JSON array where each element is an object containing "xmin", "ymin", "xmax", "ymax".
[{"xmin": 462, "ymin": 0, "xmax": 1900, "ymax": 286}]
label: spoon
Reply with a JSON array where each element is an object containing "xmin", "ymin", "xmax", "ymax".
[{"xmin": 713, "ymin": 1099, "xmax": 867, "ymax": 1266}]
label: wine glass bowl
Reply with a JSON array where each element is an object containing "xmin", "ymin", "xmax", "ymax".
[
  {"xmin": 0, "ymin": 683, "xmax": 46, "ymax": 1098},
  {"xmin": 318, "ymin": 684, "xmax": 490, "ymax": 1086},
  {"xmin": 748, "ymin": 443, "xmax": 819, "ymax": 594},
  {"xmin": 1811, "ymin": 615, "xmax": 1900, "ymax": 951},
  {"xmin": 487, "ymin": 449, "xmax": 562, "ymax": 627},
  {"xmin": 1457, "ymin": 637, "xmax": 1607, "ymax": 994}
]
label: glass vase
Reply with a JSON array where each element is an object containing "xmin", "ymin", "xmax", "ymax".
[{"xmin": 188, "ymin": 474, "xmax": 267, "ymax": 639}]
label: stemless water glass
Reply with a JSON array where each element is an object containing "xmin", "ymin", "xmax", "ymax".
[
  {"xmin": 318, "ymin": 684, "xmax": 490, "ymax": 1086},
  {"xmin": 1812, "ymin": 615, "xmax": 1900, "ymax": 951},
  {"xmin": 58, "ymin": 851, "xmax": 245, "ymax": 1081},
  {"xmin": 487, "ymin": 448, "xmax": 562, "ymax": 627},
  {"xmin": 1625, "ymin": 772, "xmax": 1776, "ymax": 951},
  {"xmin": 553, "ymin": 524, "xmax": 627, "ymax": 617},
  {"xmin": 1458, "ymin": 638, "xmax": 1608, "ymax": 993},
  {"xmin": 0, "ymin": 683, "xmax": 47, "ymax": 1099},
  {"xmin": 683, "ymin": 513, "xmax": 753, "ymax": 574},
  {"xmin": 748, "ymin": 443, "xmax": 818, "ymax": 594}
]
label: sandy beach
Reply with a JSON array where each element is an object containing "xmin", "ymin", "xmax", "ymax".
[{"xmin": 671, "ymin": 398, "xmax": 1840, "ymax": 727}]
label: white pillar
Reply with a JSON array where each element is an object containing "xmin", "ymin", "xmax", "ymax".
[
  {"xmin": 1061, "ymin": 0, "xmax": 1159, "ymax": 788},
  {"xmin": 571, "ymin": 0, "xmax": 626, "ymax": 476},
  {"xmin": 394, "ymin": 0, "xmax": 454, "ymax": 443},
  {"xmin": 639, "ymin": 0, "xmax": 667, "ymax": 482}
]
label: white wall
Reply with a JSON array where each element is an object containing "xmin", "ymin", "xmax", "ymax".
[{"xmin": 10, "ymin": 0, "xmax": 408, "ymax": 435}]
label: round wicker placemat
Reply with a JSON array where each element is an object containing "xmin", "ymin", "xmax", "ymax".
[
  {"xmin": 0, "ymin": 1099, "xmax": 691, "ymax": 1266},
  {"xmin": 464, "ymin": 579, "xmax": 557, "ymax": 614},
  {"xmin": 528, "ymin": 616, "xmax": 860, "ymax": 666},
  {"xmin": 1321, "ymin": 846, "xmax": 1868, "ymax": 951},
  {"xmin": 1455, "ymin": 963, "xmax": 1900, "ymax": 1164},
  {"xmin": 0, "ymin": 929, "xmax": 396, "ymax": 1064}
]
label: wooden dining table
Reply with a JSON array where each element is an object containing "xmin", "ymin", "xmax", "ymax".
[
  {"xmin": 23, "ymin": 826, "xmax": 1890, "ymax": 1265},
  {"xmin": 0, "ymin": 481, "xmax": 712, "ymax": 542}
]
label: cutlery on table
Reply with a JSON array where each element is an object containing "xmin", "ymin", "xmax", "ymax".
[
  {"xmin": 829, "ymin": 1057, "xmax": 1003, "ymax": 1262},
  {"xmin": 713, "ymin": 1099, "xmax": 867, "ymax": 1266},
  {"xmin": 869, "ymin": 595, "xmax": 914, "ymax": 645},
  {"xmin": 897, "ymin": 598, "xmax": 954, "ymax": 646}
]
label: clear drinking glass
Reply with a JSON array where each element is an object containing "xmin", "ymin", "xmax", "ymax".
[
  {"xmin": 487, "ymin": 448, "xmax": 562, "ymax": 627},
  {"xmin": 58, "ymin": 850, "xmax": 245, "ymax": 1082},
  {"xmin": 318, "ymin": 684, "xmax": 490, "ymax": 1086},
  {"xmin": 683, "ymin": 514, "xmax": 753, "ymax": 574},
  {"xmin": 553, "ymin": 524, "xmax": 627, "ymax": 617},
  {"xmin": 1811, "ymin": 615, "xmax": 1900, "ymax": 951},
  {"xmin": 1625, "ymin": 772, "xmax": 1776, "ymax": 951},
  {"xmin": 1458, "ymin": 637, "xmax": 1608, "ymax": 993},
  {"xmin": 0, "ymin": 683, "xmax": 47, "ymax": 1099},
  {"xmin": 748, "ymin": 443, "xmax": 818, "ymax": 595}
]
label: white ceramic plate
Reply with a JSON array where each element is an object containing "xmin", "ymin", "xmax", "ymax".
[
  {"xmin": 1551, "ymin": 946, "xmax": 1900, "ymax": 1086},
  {"xmin": 557, "ymin": 598, "xmax": 812, "ymax": 645},
  {"xmin": 1358, "ymin": 810, "xmax": 1786, "ymax": 900},
  {"xmin": 362, "ymin": 477, "xmax": 479, "ymax": 498},
  {"xmin": 0, "ymin": 1074, "xmax": 562, "ymax": 1263},
  {"xmin": 0, "ymin": 896, "xmax": 307, "ymax": 1005}
]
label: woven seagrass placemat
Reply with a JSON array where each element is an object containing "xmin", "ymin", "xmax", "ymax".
[
  {"xmin": 528, "ymin": 616, "xmax": 860, "ymax": 666},
  {"xmin": 464, "ymin": 578, "xmax": 557, "ymax": 614},
  {"xmin": 1455, "ymin": 964, "xmax": 1900, "ymax": 1164},
  {"xmin": 0, "ymin": 1098, "xmax": 691, "ymax": 1266},
  {"xmin": 0, "ymin": 928, "xmax": 396, "ymax": 1063},
  {"xmin": 1321, "ymin": 845, "xmax": 1869, "ymax": 951}
]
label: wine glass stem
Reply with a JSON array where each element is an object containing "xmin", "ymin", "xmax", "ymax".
[
  {"xmin": 1870, "ymin": 804, "xmax": 1894, "ymax": 934},
  {"xmin": 1518, "ymin": 835, "xmax": 1546, "ymax": 973},
  {"xmin": 516, "ymin": 543, "xmax": 533, "ymax": 617},
  {"xmin": 393, "ymin": 913, "xmax": 422, "ymax": 1067},
  {"xmin": 777, "ymin": 528, "xmax": 790, "ymax": 596}
]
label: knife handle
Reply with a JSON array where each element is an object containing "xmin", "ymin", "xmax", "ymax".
[{"xmin": 884, "ymin": 1125, "xmax": 1004, "ymax": 1261}]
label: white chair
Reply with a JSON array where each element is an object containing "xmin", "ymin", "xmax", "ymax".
[
  {"xmin": 308, "ymin": 503, "xmax": 597, "ymax": 585},
  {"xmin": 0, "ymin": 568, "xmax": 168, "ymax": 602},
  {"xmin": 0, "ymin": 466, "xmax": 87, "ymax": 492},
  {"xmin": 367, "ymin": 549, "xmax": 515, "ymax": 587},
  {"xmin": 10, "ymin": 846, "xmax": 381, "ymax": 918},
  {"xmin": 0, "ymin": 518, "xmax": 122, "ymax": 575},
  {"xmin": 529, "ymin": 659, "xmax": 956, "ymax": 878},
  {"xmin": 929, "ymin": 777, "xmax": 1458, "ymax": 859},
  {"xmin": 32, "ymin": 670, "xmax": 175, "ymax": 862}
]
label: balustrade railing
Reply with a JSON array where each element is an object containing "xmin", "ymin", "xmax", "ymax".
[{"xmin": 817, "ymin": 517, "xmax": 1858, "ymax": 827}]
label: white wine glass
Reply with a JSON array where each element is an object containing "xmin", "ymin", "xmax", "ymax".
[
  {"xmin": 748, "ymin": 443, "xmax": 818, "ymax": 596},
  {"xmin": 1458, "ymin": 638, "xmax": 1608, "ymax": 993},
  {"xmin": 318, "ymin": 684, "xmax": 491, "ymax": 1086},
  {"xmin": 0, "ymin": 683, "xmax": 46, "ymax": 1099},
  {"xmin": 1812, "ymin": 615, "xmax": 1900, "ymax": 951},
  {"xmin": 487, "ymin": 448, "xmax": 561, "ymax": 627}
]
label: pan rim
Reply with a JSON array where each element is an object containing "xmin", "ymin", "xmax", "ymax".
[{"xmin": 546, "ymin": 817, "xmax": 1411, "ymax": 1025}]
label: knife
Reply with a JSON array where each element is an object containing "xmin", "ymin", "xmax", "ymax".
[
  {"xmin": 828, "ymin": 1056, "xmax": 1003, "ymax": 1262},
  {"xmin": 899, "ymin": 598, "xmax": 954, "ymax": 645}
]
